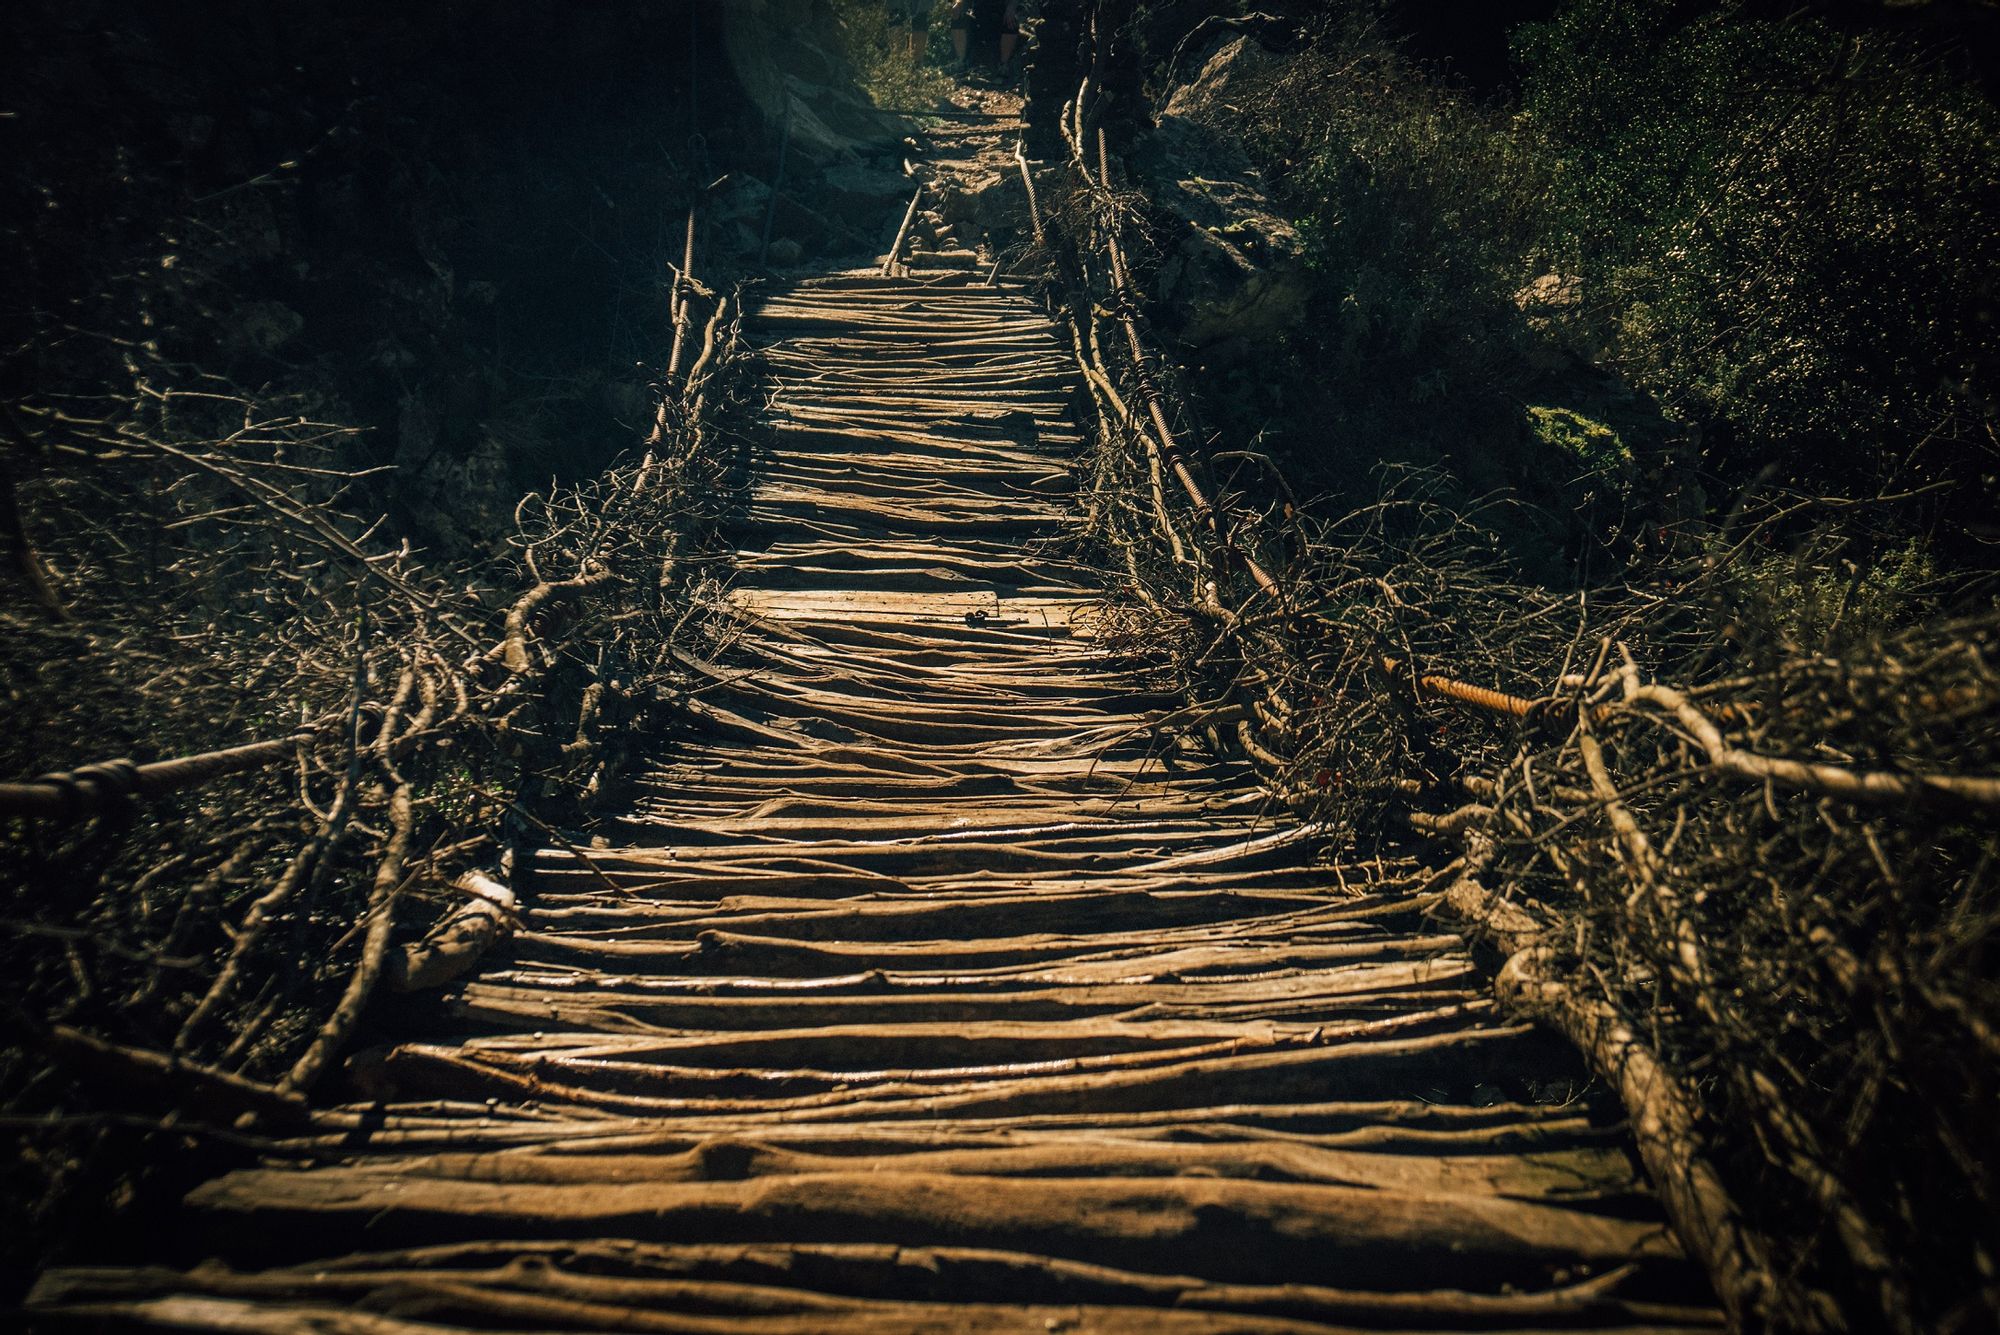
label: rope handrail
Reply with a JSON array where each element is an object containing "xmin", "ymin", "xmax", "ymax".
[
  {"xmin": 1377, "ymin": 657, "xmax": 1537, "ymax": 719},
  {"xmin": 0, "ymin": 729, "xmax": 319, "ymax": 819}
]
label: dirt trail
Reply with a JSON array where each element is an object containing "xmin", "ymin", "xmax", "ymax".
[{"xmin": 27, "ymin": 95, "xmax": 1722, "ymax": 1334}]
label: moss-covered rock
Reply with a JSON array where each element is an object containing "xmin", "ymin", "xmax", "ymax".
[{"xmin": 1525, "ymin": 404, "xmax": 1631, "ymax": 478}]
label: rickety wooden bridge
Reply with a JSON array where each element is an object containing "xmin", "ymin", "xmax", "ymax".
[
  {"xmin": 26, "ymin": 99, "xmax": 1723, "ymax": 1334},
  {"xmin": 29, "ymin": 297, "xmax": 1719, "ymax": 1334}
]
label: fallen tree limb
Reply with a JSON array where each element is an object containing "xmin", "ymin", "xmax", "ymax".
[
  {"xmin": 282, "ymin": 782, "xmax": 413, "ymax": 1095},
  {"xmin": 0, "ymin": 428, "xmax": 74, "ymax": 622},
  {"xmin": 1618, "ymin": 662, "xmax": 2000, "ymax": 809},
  {"xmin": 1434, "ymin": 865, "xmax": 1842, "ymax": 1335},
  {"xmin": 9, "ymin": 1007, "xmax": 306, "ymax": 1125},
  {"xmin": 385, "ymin": 871, "xmax": 517, "ymax": 994},
  {"xmin": 498, "ymin": 564, "xmax": 613, "ymax": 675}
]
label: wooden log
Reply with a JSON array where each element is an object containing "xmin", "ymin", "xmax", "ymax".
[
  {"xmin": 285, "ymin": 1097, "xmax": 1620, "ymax": 1157},
  {"xmin": 336, "ymin": 1135, "xmax": 1644, "ymax": 1204},
  {"xmin": 1443, "ymin": 869, "xmax": 1830, "ymax": 1332},
  {"xmin": 359, "ymin": 1016, "xmax": 1536, "ymax": 1118},
  {"xmin": 183, "ymin": 1165, "xmax": 1690, "ymax": 1291},
  {"xmin": 28, "ymin": 1250, "xmax": 1729, "ymax": 1331},
  {"xmin": 29, "ymin": 1287, "xmax": 1714, "ymax": 1335},
  {"xmin": 384, "ymin": 871, "xmax": 517, "ymax": 994},
  {"xmin": 11, "ymin": 1013, "xmax": 307, "ymax": 1125}
]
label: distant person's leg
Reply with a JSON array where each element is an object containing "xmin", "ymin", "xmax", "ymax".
[
  {"xmin": 887, "ymin": 0, "xmax": 925, "ymax": 62},
  {"xmin": 997, "ymin": 0, "xmax": 1020, "ymax": 75},
  {"xmin": 949, "ymin": 0, "xmax": 973, "ymax": 71},
  {"xmin": 971, "ymin": 0, "xmax": 1004, "ymax": 70}
]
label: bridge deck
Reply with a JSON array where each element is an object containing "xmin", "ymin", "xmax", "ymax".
[{"xmin": 28, "ymin": 120, "xmax": 1720, "ymax": 1335}]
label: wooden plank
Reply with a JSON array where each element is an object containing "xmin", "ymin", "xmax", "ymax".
[
  {"xmin": 39, "ymin": 244, "xmax": 1718, "ymax": 1331},
  {"xmin": 181, "ymin": 1167, "xmax": 1689, "ymax": 1290}
]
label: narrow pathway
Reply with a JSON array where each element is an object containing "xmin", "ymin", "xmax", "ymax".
[{"xmin": 29, "ymin": 122, "xmax": 1721, "ymax": 1335}]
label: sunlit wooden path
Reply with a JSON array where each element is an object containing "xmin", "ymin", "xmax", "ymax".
[{"xmin": 29, "ymin": 113, "xmax": 1721, "ymax": 1335}]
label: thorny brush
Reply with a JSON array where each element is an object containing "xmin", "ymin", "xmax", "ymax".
[
  {"xmin": 1043, "ymin": 88, "xmax": 2000, "ymax": 1335},
  {"xmin": 0, "ymin": 294, "xmax": 749, "ymax": 1291}
]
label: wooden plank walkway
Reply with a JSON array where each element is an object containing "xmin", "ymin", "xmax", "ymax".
[{"xmin": 28, "ymin": 159, "xmax": 1722, "ymax": 1334}]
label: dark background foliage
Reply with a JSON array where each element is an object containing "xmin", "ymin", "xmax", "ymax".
[
  {"xmin": 1149, "ymin": 0, "xmax": 1999, "ymax": 587},
  {"xmin": 1069, "ymin": 4, "xmax": 2000, "ymax": 1327},
  {"xmin": 0, "ymin": 1, "xmax": 761, "ymax": 1298},
  {"xmin": 0, "ymin": 0, "xmax": 751, "ymax": 550}
]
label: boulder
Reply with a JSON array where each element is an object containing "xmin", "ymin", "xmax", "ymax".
[
  {"xmin": 1516, "ymin": 271, "xmax": 1583, "ymax": 313},
  {"xmin": 235, "ymin": 300, "xmax": 303, "ymax": 356},
  {"xmin": 721, "ymin": 1, "xmax": 912, "ymax": 164},
  {"xmin": 1514, "ymin": 272, "xmax": 1599, "ymax": 372},
  {"xmin": 712, "ymin": 173, "xmax": 774, "ymax": 232},
  {"xmin": 1158, "ymin": 28, "xmax": 1287, "ymax": 122},
  {"xmin": 818, "ymin": 161, "xmax": 917, "ymax": 228},
  {"xmin": 1134, "ymin": 34, "xmax": 1308, "ymax": 362},
  {"xmin": 933, "ymin": 164, "xmax": 1029, "ymax": 249}
]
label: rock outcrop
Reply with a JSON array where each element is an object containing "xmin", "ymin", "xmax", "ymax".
[
  {"xmin": 1134, "ymin": 34, "xmax": 1309, "ymax": 362},
  {"xmin": 713, "ymin": 1, "xmax": 918, "ymax": 266},
  {"xmin": 721, "ymin": 0, "xmax": 913, "ymax": 166}
]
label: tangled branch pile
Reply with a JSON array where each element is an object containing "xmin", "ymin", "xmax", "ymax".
[
  {"xmin": 0, "ymin": 288, "xmax": 745, "ymax": 1287},
  {"xmin": 1468, "ymin": 600, "xmax": 2000, "ymax": 1335},
  {"xmin": 1038, "ymin": 17, "xmax": 1999, "ymax": 1332}
]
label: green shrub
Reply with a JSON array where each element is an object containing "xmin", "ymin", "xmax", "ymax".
[
  {"xmin": 1229, "ymin": 16, "xmax": 1560, "ymax": 502},
  {"xmin": 1526, "ymin": 405, "xmax": 1630, "ymax": 477},
  {"xmin": 1205, "ymin": 2, "xmax": 1997, "ymax": 568},
  {"xmin": 827, "ymin": 0, "xmax": 955, "ymax": 114},
  {"xmin": 1720, "ymin": 534, "xmax": 1940, "ymax": 654},
  {"xmin": 1516, "ymin": 1, "xmax": 2000, "ymax": 506}
]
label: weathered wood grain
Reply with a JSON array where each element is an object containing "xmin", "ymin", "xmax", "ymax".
[{"xmin": 26, "ymin": 92, "xmax": 1720, "ymax": 1331}]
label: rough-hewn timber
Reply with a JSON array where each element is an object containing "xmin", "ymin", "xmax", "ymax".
[{"xmin": 27, "ymin": 100, "xmax": 1721, "ymax": 1334}]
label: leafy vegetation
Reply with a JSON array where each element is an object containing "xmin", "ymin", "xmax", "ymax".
[
  {"xmin": 829, "ymin": 0, "xmax": 958, "ymax": 114},
  {"xmin": 1515, "ymin": 1, "xmax": 1999, "ymax": 536},
  {"xmin": 1218, "ymin": 1, "xmax": 1997, "ymax": 578},
  {"xmin": 1526, "ymin": 405, "xmax": 1630, "ymax": 476},
  {"xmin": 1065, "ymin": 4, "xmax": 2000, "ymax": 1329}
]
